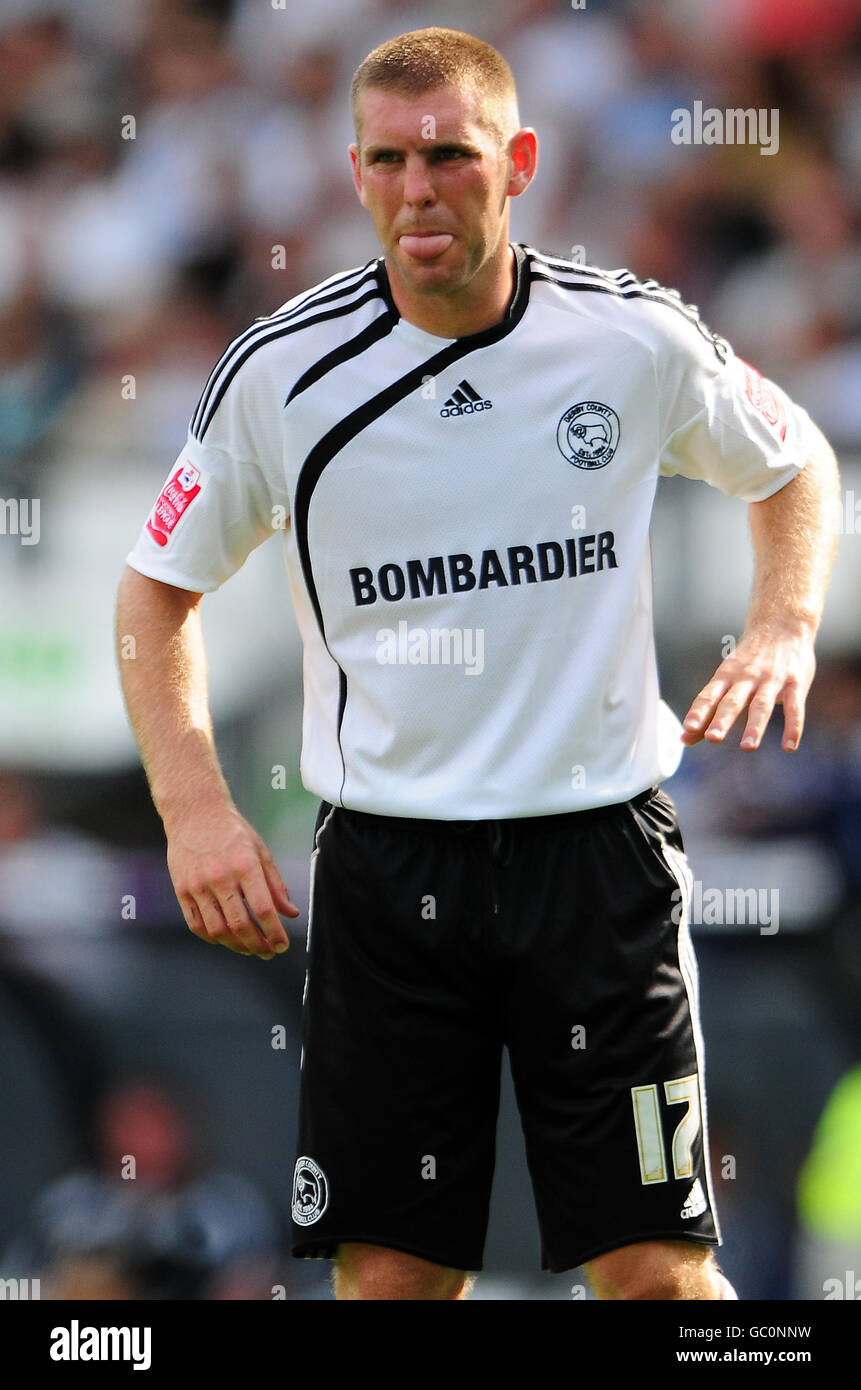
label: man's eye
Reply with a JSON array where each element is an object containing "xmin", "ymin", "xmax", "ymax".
[
  {"xmin": 372, "ymin": 151, "xmax": 401, "ymax": 163},
  {"xmin": 435, "ymin": 148, "xmax": 465, "ymax": 160}
]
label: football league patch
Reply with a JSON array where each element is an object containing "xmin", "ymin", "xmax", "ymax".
[
  {"xmin": 738, "ymin": 359, "xmax": 787, "ymax": 443},
  {"xmin": 146, "ymin": 459, "xmax": 204, "ymax": 547}
]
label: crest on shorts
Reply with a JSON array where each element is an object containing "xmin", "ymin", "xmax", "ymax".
[
  {"xmin": 292, "ymin": 1156, "xmax": 329, "ymax": 1226},
  {"xmin": 557, "ymin": 401, "xmax": 620, "ymax": 469}
]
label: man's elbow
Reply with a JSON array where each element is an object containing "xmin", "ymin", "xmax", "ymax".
[{"xmin": 803, "ymin": 421, "xmax": 841, "ymax": 488}]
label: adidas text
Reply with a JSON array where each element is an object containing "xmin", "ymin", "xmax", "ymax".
[{"xmin": 440, "ymin": 398, "xmax": 493, "ymax": 418}]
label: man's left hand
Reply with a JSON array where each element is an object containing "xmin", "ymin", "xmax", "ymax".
[{"xmin": 680, "ymin": 620, "xmax": 816, "ymax": 751}]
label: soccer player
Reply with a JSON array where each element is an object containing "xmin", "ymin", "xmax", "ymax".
[{"xmin": 117, "ymin": 28, "xmax": 841, "ymax": 1300}]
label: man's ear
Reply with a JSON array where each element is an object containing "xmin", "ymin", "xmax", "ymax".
[
  {"xmin": 506, "ymin": 128, "xmax": 538, "ymax": 199},
  {"xmin": 349, "ymin": 144, "xmax": 369, "ymax": 208}
]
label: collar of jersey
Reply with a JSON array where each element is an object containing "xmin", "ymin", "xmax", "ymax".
[{"xmin": 375, "ymin": 242, "xmax": 530, "ymax": 349}]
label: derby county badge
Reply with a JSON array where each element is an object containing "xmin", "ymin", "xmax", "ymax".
[
  {"xmin": 557, "ymin": 401, "xmax": 620, "ymax": 469},
  {"xmin": 292, "ymin": 1156, "xmax": 329, "ymax": 1226}
]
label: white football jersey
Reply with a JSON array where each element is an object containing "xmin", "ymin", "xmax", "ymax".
[{"xmin": 127, "ymin": 245, "xmax": 815, "ymax": 818}]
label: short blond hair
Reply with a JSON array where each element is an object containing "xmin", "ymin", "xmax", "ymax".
[{"xmin": 351, "ymin": 27, "xmax": 520, "ymax": 148}]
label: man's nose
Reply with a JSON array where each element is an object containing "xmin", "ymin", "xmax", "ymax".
[{"xmin": 403, "ymin": 154, "xmax": 436, "ymax": 205}]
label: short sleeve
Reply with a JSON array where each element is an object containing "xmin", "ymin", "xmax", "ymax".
[
  {"xmin": 654, "ymin": 302, "xmax": 816, "ymax": 502},
  {"xmin": 126, "ymin": 338, "xmax": 289, "ymax": 592}
]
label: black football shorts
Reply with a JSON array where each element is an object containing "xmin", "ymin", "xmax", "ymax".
[{"xmin": 290, "ymin": 786, "xmax": 721, "ymax": 1273}]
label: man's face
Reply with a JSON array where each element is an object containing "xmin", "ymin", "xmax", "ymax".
[{"xmin": 350, "ymin": 84, "xmax": 522, "ymax": 303}]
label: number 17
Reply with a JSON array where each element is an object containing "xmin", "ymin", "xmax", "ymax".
[{"xmin": 631, "ymin": 1074, "xmax": 700, "ymax": 1184}]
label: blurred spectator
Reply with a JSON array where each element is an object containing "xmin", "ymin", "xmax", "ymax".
[{"xmin": 3, "ymin": 1075, "xmax": 289, "ymax": 1299}]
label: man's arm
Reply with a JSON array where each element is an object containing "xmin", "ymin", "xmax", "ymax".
[
  {"xmin": 680, "ymin": 425, "xmax": 841, "ymax": 751},
  {"xmin": 116, "ymin": 566, "xmax": 299, "ymax": 958}
]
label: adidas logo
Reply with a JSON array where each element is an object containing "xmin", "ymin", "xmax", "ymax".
[
  {"xmin": 680, "ymin": 1178, "xmax": 707, "ymax": 1220},
  {"xmin": 440, "ymin": 380, "xmax": 493, "ymax": 418}
]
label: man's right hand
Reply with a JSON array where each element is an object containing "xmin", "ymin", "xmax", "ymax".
[{"xmin": 166, "ymin": 802, "xmax": 301, "ymax": 959}]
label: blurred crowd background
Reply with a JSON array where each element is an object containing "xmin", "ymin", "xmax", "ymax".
[{"xmin": 0, "ymin": 0, "xmax": 860, "ymax": 1300}]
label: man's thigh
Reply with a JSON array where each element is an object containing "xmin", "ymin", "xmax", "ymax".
[
  {"xmin": 504, "ymin": 788, "xmax": 722, "ymax": 1273},
  {"xmin": 290, "ymin": 805, "xmax": 503, "ymax": 1273}
]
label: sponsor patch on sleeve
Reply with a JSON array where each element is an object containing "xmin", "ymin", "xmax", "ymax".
[
  {"xmin": 738, "ymin": 359, "xmax": 787, "ymax": 443},
  {"xmin": 146, "ymin": 460, "xmax": 204, "ymax": 547}
]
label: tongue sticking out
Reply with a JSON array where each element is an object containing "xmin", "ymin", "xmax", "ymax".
[{"xmin": 399, "ymin": 234, "xmax": 453, "ymax": 260}]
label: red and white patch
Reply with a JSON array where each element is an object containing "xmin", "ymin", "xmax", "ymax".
[
  {"xmin": 146, "ymin": 460, "xmax": 202, "ymax": 547},
  {"xmin": 738, "ymin": 359, "xmax": 787, "ymax": 443}
]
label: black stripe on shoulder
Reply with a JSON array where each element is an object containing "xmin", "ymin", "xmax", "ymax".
[
  {"xmin": 529, "ymin": 250, "xmax": 699, "ymax": 316},
  {"xmin": 193, "ymin": 285, "xmax": 386, "ymax": 443},
  {"xmin": 190, "ymin": 263, "xmax": 382, "ymax": 440},
  {"xmin": 528, "ymin": 247, "xmax": 700, "ymax": 310},
  {"xmin": 529, "ymin": 267, "xmax": 729, "ymax": 363},
  {"xmin": 527, "ymin": 250, "xmax": 638, "ymax": 290},
  {"xmin": 271, "ymin": 260, "xmax": 381, "ymax": 322},
  {"xmin": 191, "ymin": 263, "xmax": 376, "ymax": 437}
]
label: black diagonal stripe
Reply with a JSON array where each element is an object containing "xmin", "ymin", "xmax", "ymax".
[
  {"xmin": 195, "ymin": 289, "xmax": 383, "ymax": 441},
  {"xmin": 294, "ymin": 244, "xmax": 530, "ymax": 805},
  {"xmin": 285, "ymin": 311, "xmax": 397, "ymax": 406},
  {"xmin": 459, "ymin": 380, "xmax": 483, "ymax": 402},
  {"xmin": 192, "ymin": 266, "xmax": 380, "ymax": 439}
]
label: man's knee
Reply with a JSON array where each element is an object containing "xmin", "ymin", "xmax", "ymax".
[
  {"xmin": 585, "ymin": 1240, "xmax": 728, "ymax": 1301},
  {"xmin": 334, "ymin": 1242, "xmax": 469, "ymax": 1300}
]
